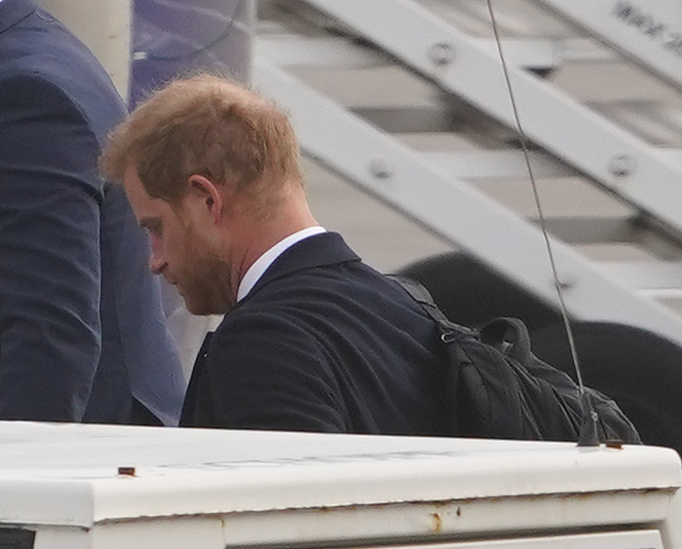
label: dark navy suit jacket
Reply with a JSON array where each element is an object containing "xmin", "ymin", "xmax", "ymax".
[
  {"xmin": 181, "ymin": 232, "xmax": 443, "ymax": 434},
  {"xmin": 0, "ymin": 0, "xmax": 185, "ymax": 424}
]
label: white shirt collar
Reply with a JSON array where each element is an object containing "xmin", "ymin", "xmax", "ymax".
[{"xmin": 237, "ymin": 226, "xmax": 327, "ymax": 302}]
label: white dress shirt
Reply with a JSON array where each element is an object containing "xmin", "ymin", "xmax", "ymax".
[{"xmin": 236, "ymin": 226, "xmax": 327, "ymax": 302}]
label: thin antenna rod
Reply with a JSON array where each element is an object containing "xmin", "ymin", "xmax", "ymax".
[{"xmin": 485, "ymin": 0, "xmax": 599, "ymax": 445}]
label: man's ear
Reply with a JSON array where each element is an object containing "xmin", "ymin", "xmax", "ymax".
[{"xmin": 186, "ymin": 174, "xmax": 224, "ymax": 223}]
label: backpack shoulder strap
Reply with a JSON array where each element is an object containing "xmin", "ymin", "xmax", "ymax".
[
  {"xmin": 387, "ymin": 274, "xmax": 475, "ymax": 363},
  {"xmin": 387, "ymin": 275, "xmax": 477, "ymax": 334},
  {"xmin": 386, "ymin": 274, "xmax": 451, "ymax": 328}
]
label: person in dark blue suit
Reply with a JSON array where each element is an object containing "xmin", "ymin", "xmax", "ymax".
[
  {"xmin": 100, "ymin": 74, "xmax": 444, "ymax": 433},
  {"xmin": 0, "ymin": 0, "xmax": 185, "ymax": 424}
]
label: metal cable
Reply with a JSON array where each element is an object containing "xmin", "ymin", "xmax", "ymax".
[{"xmin": 484, "ymin": 0, "xmax": 586, "ymax": 394}]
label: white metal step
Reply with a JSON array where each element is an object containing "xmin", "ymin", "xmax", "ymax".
[
  {"xmin": 422, "ymin": 150, "xmax": 574, "ymax": 179},
  {"xmin": 257, "ymin": 33, "xmax": 615, "ymax": 71}
]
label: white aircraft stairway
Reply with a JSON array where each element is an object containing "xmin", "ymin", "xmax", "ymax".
[{"xmin": 254, "ymin": 0, "xmax": 682, "ymax": 347}]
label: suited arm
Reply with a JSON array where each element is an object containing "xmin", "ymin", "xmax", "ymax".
[
  {"xmin": 188, "ymin": 312, "xmax": 349, "ymax": 432},
  {"xmin": 0, "ymin": 73, "xmax": 104, "ymax": 421}
]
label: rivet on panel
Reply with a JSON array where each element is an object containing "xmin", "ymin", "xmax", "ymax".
[
  {"xmin": 608, "ymin": 154, "xmax": 636, "ymax": 177},
  {"xmin": 429, "ymin": 42, "xmax": 455, "ymax": 66},
  {"xmin": 369, "ymin": 158, "xmax": 393, "ymax": 179}
]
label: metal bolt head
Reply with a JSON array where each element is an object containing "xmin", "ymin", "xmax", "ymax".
[
  {"xmin": 554, "ymin": 270, "xmax": 576, "ymax": 291},
  {"xmin": 369, "ymin": 158, "xmax": 393, "ymax": 179},
  {"xmin": 429, "ymin": 42, "xmax": 455, "ymax": 66},
  {"xmin": 608, "ymin": 154, "xmax": 637, "ymax": 177}
]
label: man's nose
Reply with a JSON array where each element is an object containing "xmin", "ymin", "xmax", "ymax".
[
  {"xmin": 150, "ymin": 253, "xmax": 167, "ymax": 275},
  {"xmin": 149, "ymin": 236, "xmax": 167, "ymax": 275}
]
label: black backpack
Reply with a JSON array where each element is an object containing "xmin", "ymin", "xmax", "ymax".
[{"xmin": 390, "ymin": 275, "xmax": 641, "ymax": 444}]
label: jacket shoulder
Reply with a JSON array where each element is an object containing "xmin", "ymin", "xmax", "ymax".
[{"xmin": 0, "ymin": 11, "xmax": 126, "ymax": 143}]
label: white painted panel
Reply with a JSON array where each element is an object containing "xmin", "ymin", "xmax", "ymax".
[
  {"xmin": 89, "ymin": 518, "xmax": 224, "ymax": 549},
  {"xmin": 34, "ymin": 527, "xmax": 91, "ymax": 549}
]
